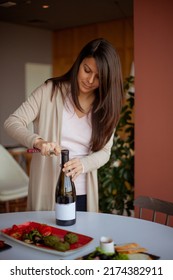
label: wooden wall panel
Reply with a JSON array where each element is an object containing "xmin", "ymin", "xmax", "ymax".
[{"xmin": 53, "ymin": 18, "xmax": 134, "ymax": 80}]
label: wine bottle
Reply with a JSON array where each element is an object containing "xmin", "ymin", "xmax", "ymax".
[{"xmin": 55, "ymin": 149, "xmax": 76, "ymax": 226}]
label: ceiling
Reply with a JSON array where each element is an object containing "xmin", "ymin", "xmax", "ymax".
[{"xmin": 0, "ymin": 0, "xmax": 133, "ymax": 31}]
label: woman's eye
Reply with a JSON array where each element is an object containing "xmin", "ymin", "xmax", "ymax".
[{"xmin": 84, "ymin": 67, "xmax": 90, "ymax": 73}]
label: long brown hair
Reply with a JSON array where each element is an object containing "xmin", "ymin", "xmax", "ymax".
[{"xmin": 46, "ymin": 38, "xmax": 124, "ymax": 152}]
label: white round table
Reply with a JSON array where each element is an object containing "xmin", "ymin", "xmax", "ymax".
[{"xmin": 0, "ymin": 211, "xmax": 173, "ymax": 260}]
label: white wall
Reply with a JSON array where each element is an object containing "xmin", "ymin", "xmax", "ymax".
[
  {"xmin": 25, "ymin": 62, "xmax": 52, "ymax": 99},
  {"xmin": 0, "ymin": 22, "xmax": 52, "ymax": 146}
]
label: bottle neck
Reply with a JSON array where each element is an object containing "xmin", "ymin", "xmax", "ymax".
[{"xmin": 61, "ymin": 149, "xmax": 69, "ymax": 167}]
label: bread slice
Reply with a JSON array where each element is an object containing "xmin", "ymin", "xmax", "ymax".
[{"xmin": 115, "ymin": 243, "xmax": 147, "ymax": 254}]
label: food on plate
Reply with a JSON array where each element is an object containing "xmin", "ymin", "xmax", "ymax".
[
  {"xmin": 43, "ymin": 235, "xmax": 70, "ymax": 251},
  {"xmin": 64, "ymin": 232, "xmax": 79, "ymax": 244},
  {"xmin": 43, "ymin": 235, "xmax": 60, "ymax": 247},
  {"xmin": 53, "ymin": 241, "xmax": 70, "ymax": 251},
  {"xmin": 0, "ymin": 240, "xmax": 5, "ymax": 248},
  {"xmin": 79, "ymin": 242, "xmax": 156, "ymax": 260},
  {"xmin": 2, "ymin": 222, "xmax": 80, "ymax": 252},
  {"xmin": 115, "ymin": 242, "xmax": 147, "ymax": 254},
  {"xmin": 82, "ymin": 246, "xmax": 129, "ymax": 260},
  {"xmin": 39, "ymin": 225, "xmax": 52, "ymax": 236},
  {"xmin": 22, "ymin": 229, "xmax": 43, "ymax": 244}
]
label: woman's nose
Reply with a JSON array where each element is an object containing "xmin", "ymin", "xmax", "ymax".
[{"xmin": 88, "ymin": 74, "xmax": 95, "ymax": 84}]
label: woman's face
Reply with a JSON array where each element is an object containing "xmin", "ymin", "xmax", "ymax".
[{"xmin": 77, "ymin": 57, "xmax": 99, "ymax": 96}]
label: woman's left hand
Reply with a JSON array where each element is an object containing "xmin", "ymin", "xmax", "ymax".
[{"xmin": 63, "ymin": 158, "xmax": 83, "ymax": 181}]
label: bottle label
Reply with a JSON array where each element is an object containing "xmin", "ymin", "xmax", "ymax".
[{"xmin": 55, "ymin": 202, "xmax": 76, "ymax": 220}]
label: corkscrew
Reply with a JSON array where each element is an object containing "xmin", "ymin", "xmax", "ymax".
[{"xmin": 27, "ymin": 148, "xmax": 55, "ymax": 155}]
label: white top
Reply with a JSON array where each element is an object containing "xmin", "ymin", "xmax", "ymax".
[{"xmin": 61, "ymin": 97, "xmax": 92, "ymax": 195}]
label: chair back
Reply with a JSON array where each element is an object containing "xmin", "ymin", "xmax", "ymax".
[
  {"xmin": 0, "ymin": 144, "xmax": 29, "ymax": 202},
  {"xmin": 134, "ymin": 195, "xmax": 173, "ymax": 226}
]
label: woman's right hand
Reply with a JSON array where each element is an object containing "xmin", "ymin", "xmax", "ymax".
[{"xmin": 33, "ymin": 138, "xmax": 61, "ymax": 156}]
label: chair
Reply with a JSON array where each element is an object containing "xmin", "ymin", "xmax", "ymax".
[
  {"xmin": 134, "ymin": 195, "xmax": 173, "ymax": 226},
  {"xmin": 0, "ymin": 144, "xmax": 29, "ymax": 212}
]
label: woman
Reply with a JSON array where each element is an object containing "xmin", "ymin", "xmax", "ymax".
[{"xmin": 4, "ymin": 38, "xmax": 124, "ymax": 212}]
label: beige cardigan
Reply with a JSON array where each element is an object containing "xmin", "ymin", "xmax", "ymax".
[{"xmin": 4, "ymin": 82, "xmax": 114, "ymax": 212}]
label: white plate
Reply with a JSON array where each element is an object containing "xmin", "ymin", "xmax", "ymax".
[{"xmin": 1, "ymin": 221, "xmax": 93, "ymax": 257}]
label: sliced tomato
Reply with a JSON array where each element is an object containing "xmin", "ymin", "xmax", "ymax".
[
  {"xmin": 11, "ymin": 224, "xmax": 19, "ymax": 231},
  {"xmin": 24, "ymin": 225, "xmax": 36, "ymax": 234},
  {"xmin": 39, "ymin": 225, "xmax": 52, "ymax": 236}
]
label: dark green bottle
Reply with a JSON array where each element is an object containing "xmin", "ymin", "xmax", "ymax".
[{"xmin": 55, "ymin": 149, "xmax": 76, "ymax": 226}]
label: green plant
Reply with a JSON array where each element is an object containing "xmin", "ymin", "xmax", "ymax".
[{"xmin": 98, "ymin": 76, "xmax": 134, "ymax": 216}]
